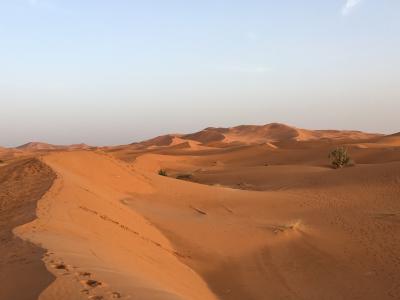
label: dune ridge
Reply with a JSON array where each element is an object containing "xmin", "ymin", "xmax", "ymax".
[
  {"xmin": 15, "ymin": 151, "xmax": 218, "ymax": 300},
  {"xmin": 140, "ymin": 123, "xmax": 382, "ymax": 147},
  {"xmin": 16, "ymin": 142, "xmax": 92, "ymax": 151},
  {"xmin": 0, "ymin": 158, "xmax": 56, "ymax": 300}
]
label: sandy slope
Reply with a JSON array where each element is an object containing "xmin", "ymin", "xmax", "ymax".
[
  {"xmin": 354, "ymin": 132, "xmax": 400, "ymax": 149},
  {"xmin": 3, "ymin": 124, "xmax": 400, "ymax": 300},
  {"xmin": 15, "ymin": 151, "xmax": 218, "ymax": 300},
  {"xmin": 11, "ymin": 147, "xmax": 399, "ymax": 300},
  {"xmin": 125, "ymin": 153, "xmax": 400, "ymax": 300},
  {"xmin": 0, "ymin": 158, "xmax": 56, "ymax": 300},
  {"xmin": 0, "ymin": 147, "xmax": 27, "ymax": 162}
]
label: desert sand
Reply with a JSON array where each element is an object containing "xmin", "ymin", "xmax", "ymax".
[{"xmin": 1, "ymin": 123, "xmax": 400, "ymax": 300}]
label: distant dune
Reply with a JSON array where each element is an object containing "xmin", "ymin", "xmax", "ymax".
[
  {"xmin": 17, "ymin": 142, "xmax": 65, "ymax": 151},
  {"xmin": 0, "ymin": 147, "xmax": 25, "ymax": 161},
  {"xmin": 376, "ymin": 132, "xmax": 400, "ymax": 145},
  {"xmin": 16, "ymin": 142, "xmax": 92, "ymax": 152},
  {"xmin": 133, "ymin": 134, "xmax": 176, "ymax": 147},
  {"xmin": 132, "ymin": 123, "xmax": 382, "ymax": 150},
  {"xmin": 8, "ymin": 123, "xmax": 385, "ymax": 154}
]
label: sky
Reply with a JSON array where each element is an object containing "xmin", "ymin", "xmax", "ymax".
[{"xmin": 0, "ymin": 0, "xmax": 399, "ymax": 147}]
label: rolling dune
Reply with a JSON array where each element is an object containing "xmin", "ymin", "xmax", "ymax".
[
  {"xmin": 2, "ymin": 123, "xmax": 400, "ymax": 300},
  {"xmin": 15, "ymin": 151, "xmax": 218, "ymax": 300}
]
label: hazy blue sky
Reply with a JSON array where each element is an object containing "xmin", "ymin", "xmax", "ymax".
[{"xmin": 1, "ymin": 1, "xmax": 399, "ymax": 146}]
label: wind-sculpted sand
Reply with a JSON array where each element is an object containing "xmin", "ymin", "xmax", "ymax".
[
  {"xmin": 2, "ymin": 123, "xmax": 400, "ymax": 299},
  {"xmin": 0, "ymin": 158, "xmax": 56, "ymax": 300},
  {"xmin": 14, "ymin": 151, "xmax": 219, "ymax": 300},
  {"xmin": 126, "ymin": 155, "xmax": 400, "ymax": 300}
]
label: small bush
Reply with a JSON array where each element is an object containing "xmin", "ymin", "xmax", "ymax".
[
  {"xmin": 329, "ymin": 146, "xmax": 352, "ymax": 169},
  {"xmin": 158, "ymin": 169, "xmax": 167, "ymax": 176}
]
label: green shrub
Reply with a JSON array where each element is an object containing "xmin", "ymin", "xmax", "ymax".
[
  {"xmin": 329, "ymin": 146, "xmax": 352, "ymax": 169},
  {"xmin": 158, "ymin": 169, "xmax": 167, "ymax": 176}
]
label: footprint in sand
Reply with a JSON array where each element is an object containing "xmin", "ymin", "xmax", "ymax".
[
  {"xmin": 78, "ymin": 277, "xmax": 103, "ymax": 299},
  {"xmin": 85, "ymin": 279, "xmax": 102, "ymax": 288},
  {"xmin": 80, "ymin": 289, "xmax": 90, "ymax": 295},
  {"xmin": 54, "ymin": 263, "xmax": 67, "ymax": 270},
  {"xmin": 88, "ymin": 296, "xmax": 104, "ymax": 300},
  {"xmin": 111, "ymin": 292, "xmax": 122, "ymax": 298},
  {"xmin": 74, "ymin": 268, "xmax": 124, "ymax": 299},
  {"xmin": 51, "ymin": 262, "xmax": 72, "ymax": 275}
]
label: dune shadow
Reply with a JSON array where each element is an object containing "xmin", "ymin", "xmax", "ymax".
[{"xmin": 0, "ymin": 158, "xmax": 56, "ymax": 300}]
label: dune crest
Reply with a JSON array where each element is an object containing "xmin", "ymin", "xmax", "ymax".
[
  {"xmin": 15, "ymin": 151, "xmax": 218, "ymax": 300},
  {"xmin": 132, "ymin": 123, "xmax": 382, "ymax": 150},
  {"xmin": 17, "ymin": 142, "xmax": 92, "ymax": 152}
]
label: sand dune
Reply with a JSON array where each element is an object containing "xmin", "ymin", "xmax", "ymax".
[
  {"xmin": 17, "ymin": 142, "xmax": 92, "ymax": 152},
  {"xmin": 104, "ymin": 123, "xmax": 383, "ymax": 163},
  {"xmin": 0, "ymin": 158, "xmax": 56, "ymax": 300},
  {"xmin": 119, "ymin": 123, "xmax": 381, "ymax": 155},
  {"xmin": 125, "ymin": 161, "xmax": 400, "ymax": 300},
  {"xmin": 177, "ymin": 123, "xmax": 381, "ymax": 146},
  {"xmin": 0, "ymin": 147, "xmax": 26, "ymax": 162},
  {"xmin": 2, "ymin": 123, "xmax": 400, "ymax": 300},
  {"xmin": 15, "ymin": 151, "xmax": 218, "ymax": 300},
  {"xmin": 354, "ymin": 132, "xmax": 400, "ymax": 149},
  {"xmin": 17, "ymin": 142, "xmax": 66, "ymax": 151},
  {"xmin": 134, "ymin": 134, "xmax": 177, "ymax": 147}
]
